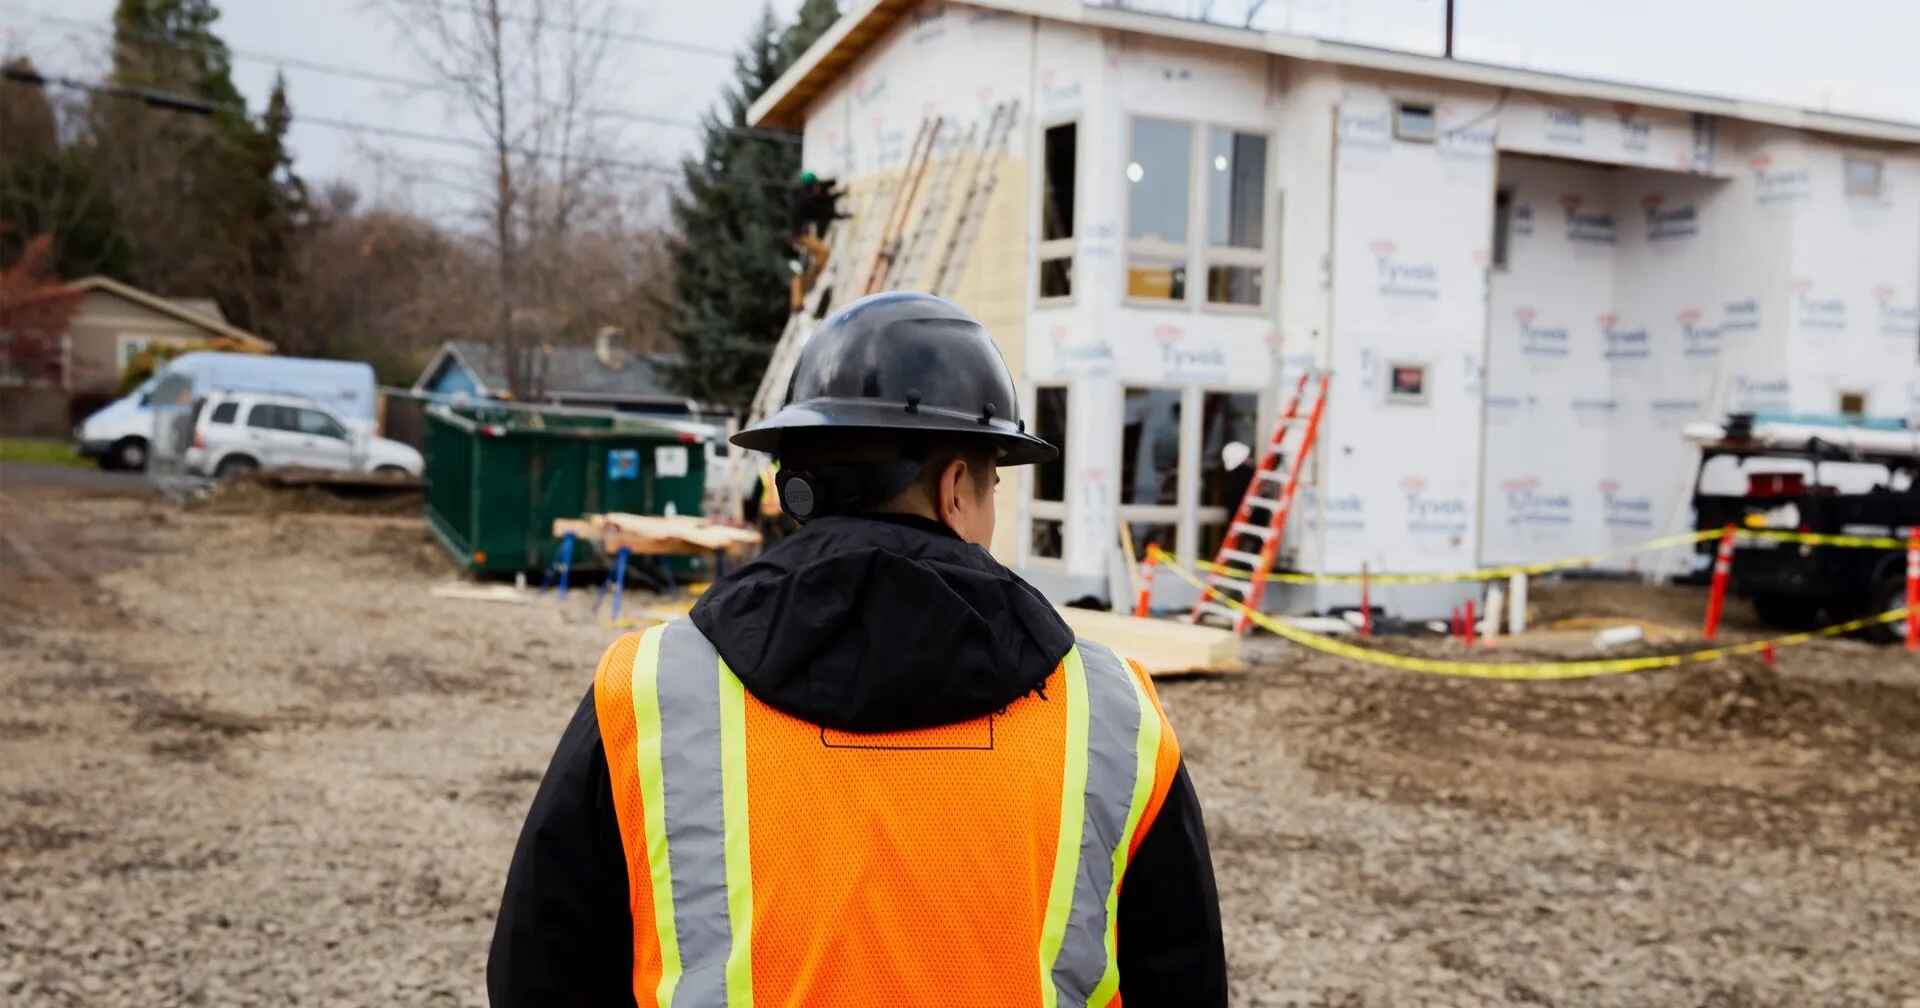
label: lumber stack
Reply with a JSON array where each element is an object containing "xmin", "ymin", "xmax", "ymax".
[
  {"xmin": 553, "ymin": 513, "xmax": 762, "ymax": 557},
  {"xmin": 1056, "ymin": 607, "xmax": 1243, "ymax": 676}
]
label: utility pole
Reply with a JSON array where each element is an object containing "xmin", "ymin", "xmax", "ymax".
[{"xmin": 1444, "ymin": 0, "xmax": 1455, "ymax": 58}]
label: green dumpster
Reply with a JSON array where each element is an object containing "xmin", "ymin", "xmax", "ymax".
[{"xmin": 422, "ymin": 403, "xmax": 709, "ymax": 576}]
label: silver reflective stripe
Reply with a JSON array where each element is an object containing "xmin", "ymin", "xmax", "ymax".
[
  {"xmin": 1050, "ymin": 639, "xmax": 1146, "ymax": 1005},
  {"xmin": 654, "ymin": 619, "xmax": 738, "ymax": 1006}
]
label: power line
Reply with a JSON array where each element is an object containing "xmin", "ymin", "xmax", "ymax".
[
  {"xmin": 4, "ymin": 3, "xmax": 800, "ymax": 144},
  {"xmin": 3, "ymin": 69, "xmax": 810, "ymax": 192}
]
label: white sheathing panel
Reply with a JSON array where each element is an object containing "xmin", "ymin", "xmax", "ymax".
[
  {"xmin": 1786, "ymin": 139, "xmax": 1920, "ymax": 421},
  {"xmin": 1320, "ymin": 79, "xmax": 1497, "ymax": 573},
  {"xmin": 1497, "ymin": 93, "xmax": 1724, "ymax": 176}
]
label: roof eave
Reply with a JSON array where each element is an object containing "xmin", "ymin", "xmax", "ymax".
[{"xmin": 749, "ymin": 0, "xmax": 1920, "ymax": 146}]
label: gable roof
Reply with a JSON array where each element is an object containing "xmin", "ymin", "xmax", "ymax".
[
  {"xmin": 417, "ymin": 340, "xmax": 692, "ymax": 405},
  {"xmin": 750, "ymin": 0, "xmax": 1920, "ymax": 145},
  {"xmin": 69, "ymin": 275, "xmax": 274, "ymax": 350}
]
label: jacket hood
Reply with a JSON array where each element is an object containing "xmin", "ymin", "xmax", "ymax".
[{"xmin": 689, "ymin": 514, "xmax": 1074, "ymax": 733}]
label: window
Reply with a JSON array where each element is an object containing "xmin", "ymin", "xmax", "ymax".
[
  {"xmin": 1386, "ymin": 362, "xmax": 1429, "ymax": 404},
  {"xmin": 1838, "ymin": 390, "xmax": 1868, "ymax": 416},
  {"xmin": 209, "ymin": 401, "xmax": 239, "ymax": 424},
  {"xmin": 1032, "ymin": 386, "xmax": 1068, "ymax": 501},
  {"xmin": 1031, "ymin": 520, "xmax": 1064, "ymax": 560},
  {"xmin": 1203, "ymin": 128, "xmax": 1267, "ymax": 307},
  {"xmin": 1121, "ymin": 388, "xmax": 1181, "ymax": 506},
  {"xmin": 1028, "ymin": 385, "xmax": 1069, "ymax": 564},
  {"xmin": 1196, "ymin": 391, "xmax": 1261, "ymax": 558},
  {"xmin": 1394, "ymin": 101, "xmax": 1436, "ymax": 142},
  {"xmin": 246, "ymin": 403, "xmax": 285, "ymax": 429},
  {"xmin": 1491, "ymin": 188, "xmax": 1513, "ymax": 271},
  {"xmin": 1038, "ymin": 123, "xmax": 1077, "ymax": 301},
  {"xmin": 1126, "ymin": 117, "xmax": 1274, "ymax": 309},
  {"xmin": 295, "ymin": 408, "xmax": 348, "ymax": 439},
  {"xmin": 1845, "ymin": 157, "xmax": 1883, "ymax": 198},
  {"xmin": 1126, "ymin": 117, "xmax": 1192, "ymax": 304}
]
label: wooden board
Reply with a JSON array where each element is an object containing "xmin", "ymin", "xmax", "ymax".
[
  {"xmin": 1056, "ymin": 607, "xmax": 1243, "ymax": 676},
  {"xmin": 597, "ymin": 513, "xmax": 762, "ymax": 555}
]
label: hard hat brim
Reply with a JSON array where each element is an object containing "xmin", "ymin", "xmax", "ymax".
[{"xmin": 733, "ymin": 398, "xmax": 1058, "ymax": 466}]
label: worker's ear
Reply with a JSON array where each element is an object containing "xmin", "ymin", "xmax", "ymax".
[{"xmin": 935, "ymin": 454, "xmax": 996, "ymax": 547}]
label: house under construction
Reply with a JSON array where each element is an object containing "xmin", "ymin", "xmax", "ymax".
[{"xmin": 744, "ymin": 0, "xmax": 1920, "ymax": 610}]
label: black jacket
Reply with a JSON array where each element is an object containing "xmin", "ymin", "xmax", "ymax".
[{"xmin": 487, "ymin": 513, "xmax": 1227, "ymax": 1006}]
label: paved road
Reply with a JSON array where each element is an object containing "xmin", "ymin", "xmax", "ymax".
[{"xmin": 0, "ymin": 462, "xmax": 153, "ymax": 497}]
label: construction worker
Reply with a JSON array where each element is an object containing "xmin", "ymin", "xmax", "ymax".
[
  {"xmin": 787, "ymin": 170, "xmax": 847, "ymax": 311},
  {"xmin": 488, "ymin": 291, "xmax": 1227, "ymax": 1006}
]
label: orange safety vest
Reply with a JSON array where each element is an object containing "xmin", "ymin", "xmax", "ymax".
[{"xmin": 593, "ymin": 620, "xmax": 1181, "ymax": 1007}]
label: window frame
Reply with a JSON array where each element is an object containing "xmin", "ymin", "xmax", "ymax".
[
  {"xmin": 1112, "ymin": 383, "xmax": 1266, "ymax": 567},
  {"xmin": 245, "ymin": 402, "xmax": 282, "ymax": 430},
  {"xmin": 1385, "ymin": 360, "xmax": 1431, "ymax": 406},
  {"xmin": 1024, "ymin": 382, "xmax": 1070, "ymax": 569},
  {"xmin": 1036, "ymin": 118, "xmax": 1080, "ymax": 306},
  {"xmin": 1121, "ymin": 114, "xmax": 1277, "ymax": 314},
  {"xmin": 208, "ymin": 400, "xmax": 239, "ymax": 425},
  {"xmin": 1843, "ymin": 156, "xmax": 1884, "ymax": 199}
]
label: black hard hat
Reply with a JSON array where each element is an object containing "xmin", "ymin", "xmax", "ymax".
[{"xmin": 733, "ymin": 291, "xmax": 1057, "ymax": 466}]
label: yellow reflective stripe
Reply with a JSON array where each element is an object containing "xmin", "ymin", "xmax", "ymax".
[
  {"xmin": 1088, "ymin": 669, "xmax": 1163, "ymax": 1006},
  {"xmin": 629, "ymin": 624, "xmax": 683, "ymax": 1006},
  {"xmin": 1036, "ymin": 648, "xmax": 1090, "ymax": 1008},
  {"xmin": 716, "ymin": 660, "xmax": 755, "ymax": 1008}
]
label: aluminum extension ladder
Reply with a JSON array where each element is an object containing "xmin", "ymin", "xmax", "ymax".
[{"xmin": 1190, "ymin": 371, "xmax": 1332, "ymax": 634}]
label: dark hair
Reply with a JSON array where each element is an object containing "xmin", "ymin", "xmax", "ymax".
[{"xmin": 779, "ymin": 429, "xmax": 996, "ymax": 513}]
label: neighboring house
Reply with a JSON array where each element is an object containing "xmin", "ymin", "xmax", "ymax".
[
  {"xmin": 412, "ymin": 331, "xmax": 717, "ymax": 421},
  {"xmin": 750, "ymin": 0, "xmax": 1920, "ymax": 607},
  {"xmin": 0, "ymin": 275, "xmax": 273, "ymax": 437},
  {"xmin": 63, "ymin": 276, "xmax": 273, "ymax": 395}
]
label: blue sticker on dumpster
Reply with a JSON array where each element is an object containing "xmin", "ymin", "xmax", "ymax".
[{"xmin": 607, "ymin": 449, "xmax": 639, "ymax": 480}]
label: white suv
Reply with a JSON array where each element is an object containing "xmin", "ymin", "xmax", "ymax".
[{"xmin": 184, "ymin": 392, "xmax": 423, "ymax": 479}]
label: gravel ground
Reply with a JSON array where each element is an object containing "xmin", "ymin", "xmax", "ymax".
[{"xmin": 3, "ymin": 491, "xmax": 1918, "ymax": 1006}]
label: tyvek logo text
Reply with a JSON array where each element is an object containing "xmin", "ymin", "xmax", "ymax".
[
  {"xmin": 1642, "ymin": 194, "xmax": 1698, "ymax": 241},
  {"xmin": 1599, "ymin": 479, "xmax": 1655, "ymax": 529},
  {"xmin": 1793, "ymin": 279, "xmax": 1846, "ymax": 332},
  {"xmin": 1599, "ymin": 313, "xmax": 1650, "ymax": 360},
  {"xmin": 1750, "ymin": 154, "xmax": 1810, "ymax": 205},
  {"xmin": 1502, "ymin": 477, "xmax": 1573, "ymax": 527},
  {"xmin": 1514, "ymin": 307, "xmax": 1569, "ymax": 357},
  {"xmin": 1678, "ymin": 308, "xmax": 1721, "ymax": 359},
  {"xmin": 1560, "ymin": 194, "xmax": 1616, "ymax": 244},
  {"xmin": 1400, "ymin": 476, "xmax": 1468, "ymax": 536},
  {"xmin": 1370, "ymin": 240, "xmax": 1439, "ymax": 300}
]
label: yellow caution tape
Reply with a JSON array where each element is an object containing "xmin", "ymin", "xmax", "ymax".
[
  {"xmin": 1158, "ymin": 551, "xmax": 1907, "ymax": 681},
  {"xmin": 1736, "ymin": 529, "xmax": 1908, "ymax": 550},
  {"xmin": 1189, "ymin": 526, "xmax": 1909, "ymax": 587}
]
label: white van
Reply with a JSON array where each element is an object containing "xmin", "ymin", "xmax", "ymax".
[{"xmin": 75, "ymin": 352, "xmax": 378, "ymax": 470}]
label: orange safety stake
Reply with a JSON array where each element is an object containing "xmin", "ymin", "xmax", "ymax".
[
  {"xmin": 1134, "ymin": 545, "xmax": 1159, "ymax": 618},
  {"xmin": 1359, "ymin": 562, "xmax": 1373, "ymax": 639},
  {"xmin": 1464, "ymin": 599, "xmax": 1477, "ymax": 648},
  {"xmin": 1702, "ymin": 523, "xmax": 1736, "ymax": 641},
  {"xmin": 1906, "ymin": 528, "xmax": 1919, "ymax": 653}
]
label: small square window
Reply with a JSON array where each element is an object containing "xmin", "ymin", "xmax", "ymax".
[
  {"xmin": 1394, "ymin": 102, "xmax": 1437, "ymax": 143},
  {"xmin": 1038, "ymin": 257, "xmax": 1073, "ymax": 299},
  {"xmin": 1386, "ymin": 362, "xmax": 1429, "ymax": 404},
  {"xmin": 1844, "ymin": 157, "xmax": 1883, "ymax": 198},
  {"xmin": 1838, "ymin": 390, "xmax": 1868, "ymax": 416},
  {"xmin": 1205, "ymin": 265, "xmax": 1262, "ymax": 306},
  {"xmin": 1491, "ymin": 188, "xmax": 1514, "ymax": 271},
  {"xmin": 1126, "ymin": 261, "xmax": 1186, "ymax": 302},
  {"xmin": 1031, "ymin": 519, "xmax": 1063, "ymax": 560}
]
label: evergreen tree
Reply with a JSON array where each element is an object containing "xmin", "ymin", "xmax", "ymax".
[
  {"xmin": 663, "ymin": 1, "xmax": 839, "ymax": 408},
  {"xmin": 91, "ymin": 0, "xmax": 306, "ymax": 333},
  {"xmin": 0, "ymin": 57, "xmax": 133, "ymax": 277},
  {"xmin": 780, "ymin": 0, "xmax": 841, "ymax": 65}
]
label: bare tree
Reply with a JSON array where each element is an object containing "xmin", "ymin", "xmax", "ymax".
[{"xmin": 376, "ymin": 0, "xmax": 623, "ymax": 398}]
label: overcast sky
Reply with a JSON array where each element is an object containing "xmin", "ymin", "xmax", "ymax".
[{"xmin": 4, "ymin": 0, "xmax": 1916, "ymax": 220}]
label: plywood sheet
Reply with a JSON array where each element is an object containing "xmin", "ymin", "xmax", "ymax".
[{"xmin": 1056, "ymin": 607, "xmax": 1243, "ymax": 676}]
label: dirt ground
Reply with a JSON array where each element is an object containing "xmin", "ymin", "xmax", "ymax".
[{"xmin": 3, "ymin": 482, "xmax": 1918, "ymax": 1006}]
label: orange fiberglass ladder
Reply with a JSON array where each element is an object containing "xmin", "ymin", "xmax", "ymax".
[{"xmin": 1190, "ymin": 371, "xmax": 1331, "ymax": 635}]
